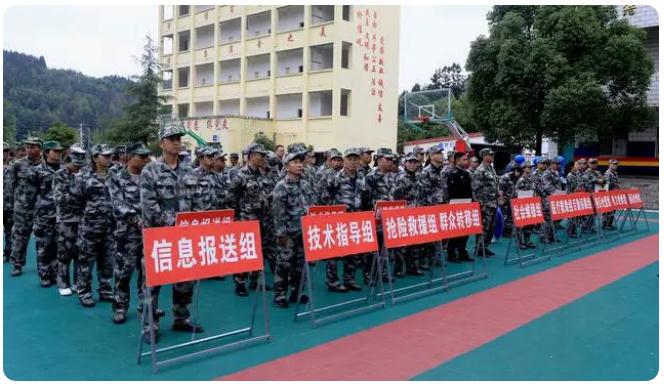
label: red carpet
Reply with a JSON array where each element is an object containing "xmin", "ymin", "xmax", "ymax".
[{"xmin": 220, "ymin": 234, "xmax": 658, "ymax": 380}]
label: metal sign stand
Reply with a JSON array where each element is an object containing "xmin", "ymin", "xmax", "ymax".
[
  {"xmin": 504, "ymin": 225, "xmax": 549, "ymax": 267},
  {"xmin": 137, "ymin": 272, "xmax": 271, "ymax": 373},
  {"xmin": 293, "ymin": 251, "xmax": 386, "ymax": 328}
]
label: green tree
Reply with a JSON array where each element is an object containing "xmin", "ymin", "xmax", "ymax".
[
  {"xmin": 465, "ymin": 5, "xmax": 653, "ymax": 153},
  {"xmin": 425, "ymin": 63, "xmax": 467, "ymax": 98},
  {"xmin": 42, "ymin": 121, "xmax": 79, "ymax": 147},
  {"xmin": 254, "ymin": 132, "xmax": 275, "ymax": 151},
  {"xmin": 3, "ymin": 101, "xmax": 17, "ymax": 145},
  {"xmin": 106, "ymin": 36, "xmax": 169, "ymax": 146}
]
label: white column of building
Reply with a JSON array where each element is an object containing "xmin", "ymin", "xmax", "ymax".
[{"xmin": 212, "ymin": 6, "xmax": 220, "ymax": 116}]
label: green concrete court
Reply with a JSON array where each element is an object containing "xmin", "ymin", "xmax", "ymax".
[{"xmin": 2, "ymin": 212, "xmax": 658, "ymax": 380}]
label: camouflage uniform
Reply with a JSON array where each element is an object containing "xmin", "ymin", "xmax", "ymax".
[
  {"xmin": 565, "ymin": 169, "xmax": 581, "ymax": 193},
  {"xmin": 515, "ymin": 173, "xmax": 537, "ymax": 246},
  {"xmin": 582, "ymin": 166, "xmax": 605, "ymax": 231},
  {"xmin": 498, "ymin": 171, "xmax": 520, "ymax": 237},
  {"xmin": 271, "ymin": 168, "xmax": 314, "ymax": 303},
  {"xmin": 33, "ymin": 160, "xmax": 62, "ymax": 282},
  {"xmin": 603, "ymin": 164, "xmax": 620, "ymax": 228},
  {"xmin": 471, "ymin": 162, "xmax": 499, "ymax": 250},
  {"xmin": 192, "ymin": 166, "xmax": 217, "ymax": 211},
  {"xmin": 140, "ymin": 156, "xmax": 204, "ymax": 329},
  {"xmin": 108, "ymin": 166, "xmax": 145, "ymax": 316},
  {"xmin": 72, "ymin": 165, "xmax": 115, "ymax": 303},
  {"xmin": 10, "ymin": 155, "xmax": 41, "ymax": 271},
  {"xmin": 53, "ymin": 165, "xmax": 82, "ymax": 289},
  {"xmin": 3, "ymin": 159, "xmax": 14, "ymax": 262},
  {"xmin": 541, "ymin": 168, "xmax": 563, "ymax": 240},
  {"xmin": 390, "ymin": 157, "xmax": 422, "ymax": 273},
  {"xmin": 325, "ymin": 162, "xmax": 366, "ymax": 288},
  {"xmin": 212, "ymin": 168, "xmax": 231, "ymax": 209},
  {"xmin": 417, "ymin": 159, "xmax": 448, "ymax": 266}
]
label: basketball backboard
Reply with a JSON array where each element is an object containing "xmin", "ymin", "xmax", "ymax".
[{"xmin": 403, "ymin": 88, "xmax": 452, "ymax": 124}]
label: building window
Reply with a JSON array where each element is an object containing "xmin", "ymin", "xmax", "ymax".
[
  {"xmin": 163, "ymin": 5, "xmax": 174, "ymax": 20},
  {"xmin": 162, "ymin": 35, "xmax": 173, "ymax": 55},
  {"xmin": 178, "ymin": 5, "xmax": 190, "ymax": 17},
  {"xmin": 195, "ymin": 24, "xmax": 215, "ymax": 49},
  {"xmin": 246, "ymin": 10, "xmax": 271, "ymax": 37},
  {"xmin": 342, "ymin": 5, "xmax": 351, "ymax": 21},
  {"xmin": 310, "ymin": 43, "xmax": 333, "ymax": 71},
  {"xmin": 277, "ymin": 48, "xmax": 303, "ymax": 76},
  {"xmin": 341, "ymin": 42, "xmax": 352, "ymax": 69},
  {"xmin": 178, "ymin": 30, "xmax": 190, "ymax": 52},
  {"xmin": 309, "ymin": 90, "xmax": 333, "ymax": 117},
  {"xmin": 161, "ymin": 104, "xmax": 173, "ymax": 118},
  {"xmin": 277, "ymin": 5, "xmax": 304, "ymax": 32},
  {"xmin": 195, "ymin": 63, "xmax": 214, "ymax": 86},
  {"xmin": 177, "ymin": 67, "xmax": 190, "ymax": 88},
  {"xmin": 340, "ymin": 89, "xmax": 350, "ymax": 116},
  {"xmin": 311, "ymin": 5, "xmax": 334, "ymax": 25},
  {"xmin": 220, "ymin": 18, "xmax": 241, "ymax": 44},
  {"xmin": 246, "ymin": 96, "xmax": 270, "ymax": 118},
  {"xmin": 219, "ymin": 99, "xmax": 240, "ymax": 115},
  {"xmin": 219, "ymin": 58, "xmax": 241, "ymax": 83},
  {"xmin": 194, "ymin": 101, "xmax": 213, "ymax": 117},
  {"xmin": 162, "ymin": 70, "xmax": 173, "ymax": 90},
  {"xmin": 177, "ymin": 103, "xmax": 189, "ymax": 117},
  {"xmin": 246, "ymin": 54, "xmax": 271, "ymax": 80},
  {"xmin": 276, "ymin": 93, "xmax": 303, "ymax": 120}
]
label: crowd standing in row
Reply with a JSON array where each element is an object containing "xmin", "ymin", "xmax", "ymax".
[{"xmin": 2, "ymin": 126, "xmax": 621, "ymax": 343}]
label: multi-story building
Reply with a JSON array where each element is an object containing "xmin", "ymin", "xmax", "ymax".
[{"xmin": 157, "ymin": 5, "xmax": 400, "ymax": 154}]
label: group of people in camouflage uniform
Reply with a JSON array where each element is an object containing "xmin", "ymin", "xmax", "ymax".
[{"xmin": 2, "ymin": 126, "xmax": 621, "ymax": 343}]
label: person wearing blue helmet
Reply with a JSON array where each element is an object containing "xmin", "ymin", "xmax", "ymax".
[{"xmin": 514, "ymin": 154, "xmax": 525, "ymax": 166}]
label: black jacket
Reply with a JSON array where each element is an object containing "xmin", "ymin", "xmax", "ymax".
[{"xmin": 446, "ymin": 166, "xmax": 473, "ymax": 200}]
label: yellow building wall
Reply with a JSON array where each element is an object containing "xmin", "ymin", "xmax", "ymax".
[{"xmin": 159, "ymin": 5, "xmax": 400, "ymax": 155}]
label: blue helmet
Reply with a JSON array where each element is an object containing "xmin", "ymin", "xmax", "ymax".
[
  {"xmin": 532, "ymin": 156, "xmax": 542, "ymax": 166},
  {"xmin": 514, "ymin": 154, "xmax": 525, "ymax": 165},
  {"xmin": 556, "ymin": 155, "xmax": 565, "ymax": 165}
]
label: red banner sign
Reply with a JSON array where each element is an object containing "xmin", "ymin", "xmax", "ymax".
[
  {"xmin": 143, "ymin": 221, "xmax": 263, "ymax": 287},
  {"xmin": 175, "ymin": 209, "xmax": 235, "ymax": 227},
  {"xmin": 301, "ymin": 211, "xmax": 378, "ymax": 262},
  {"xmin": 374, "ymin": 200, "xmax": 407, "ymax": 219},
  {"xmin": 510, "ymin": 197, "xmax": 545, "ymax": 227},
  {"xmin": 626, "ymin": 188, "xmax": 644, "ymax": 209},
  {"xmin": 608, "ymin": 190, "xmax": 630, "ymax": 210},
  {"xmin": 307, "ymin": 205, "xmax": 347, "ymax": 216},
  {"xmin": 381, "ymin": 202, "xmax": 483, "ymax": 248},
  {"xmin": 549, "ymin": 192, "xmax": 595, "ymax": 221},
  {"xmin": 592, "ymin": 191, "xmax": 618, "ymax": 214}
]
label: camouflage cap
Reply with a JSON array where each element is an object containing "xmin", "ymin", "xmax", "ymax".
[
  {"xmin": 127, "ymin": 143, "xmax": 151, "ymax": 156},
  {"xmin": 114, "ymin": 145, "xmax": 127, "ymax": 155},
  {"xmin": 159, "ymin": 120, "xmax": 186, "ymax": 140},
  {"xmin": 91, "ymin": 144, "xmax": 114, "ymax": 157},
  {"xmin": 23, "ymin": 137, "xmax": 43, "ymax": 147},
  {"xmin": 609, "ymin": 158, "xmax": 619, "ymax": 165},
  {"xmin": 203, "ymin": 147, "xmax": 219, "ymax": 157},
  {"xmin": 344, "ymin": 147, "xmax": 361, "ymax": 158},
  {"xmin": 244, "ymin": 142, "xmax": 268, "ymax": 155},
  {"xmin": 413, "ymin": 145, "xmax": 425, "ymax": 155},
  {"xmin": 479, "ymin": 148, "xmax": 495, "ymax": 158},
  {"xmin": 230, "ymin": 152, "xmax": 239, "ymax": 159},
  {"xmin": 427, "ymin": 144, "xmax": 444, "ymax": 155},
  {"xmin": 284, "ymin": 151, "xmax": 306, "ymax": 164},
  {"xmin": 404, "ymin": 152, "xmax": 418, "ymax": 161},
  {"xmin": 359, "ymin": 147, "xmax": 374, "ymax": 154},
  {"xmin": 578, "ymin": 158, "xmax": 587, "ymax": 165},
  {"xmin": 287, "ymin": 142, "xmax": 308, "ymax": 155},
  {"xmin": 42, "ymin": 141, "xmax": 64, "ymax": 152},
  {"xmin": 588, "ymin": 158, "xmax": 598, "ymax": 164},
  {"xmin": 375, "ymin": 147, "xmax": 395, "ymax": 159},
  {"xmin": 328, "ymin": 148, "xmax": 343, "ymax": 160}
]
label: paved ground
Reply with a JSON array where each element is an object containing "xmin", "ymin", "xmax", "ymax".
[
  {"xmin": 2, "ymin": 212, "xmax": 659, "ymax": 380},
  {"xmin": 621, "ymin": 176, "xmax": 659, "ymax": 210}
]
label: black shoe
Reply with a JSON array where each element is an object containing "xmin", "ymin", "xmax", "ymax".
[
  {"xmin": 235, "ymin": 284, "xmax": 249, "ymax": 297},
  {"xmin": 288, "ymin": 290, "xmax": 299, "ymax": 303},
  {"xmin": 419, "ymin": 264, "xmax": 431, "ymax": 271},
  {"xmin": 527, "ymin": 242, "xmax": 537, "ymax": 249},
  {"xmin": 344, "ymin": 281, "xmax": 362, "ymax": 291},
  {"xmin": 406, "ymin": 268, "xmax": 424, "ymax": 276},
  {"xmin": 249, "ymin": 281, "xmax": 258, "ymax": 290},
  {"xmin": 395, "ymin": 270, "xmax": 405, "ymax": 278},
  {"xmin": 485, "ymin": 249, "xmax": 496, "ymax": 256},
  {"xmin": 458, "ymin": 254, "xmax": 475, "ymax": 262},
  {"xmin": 274, "ymin": 297, "xmax": 289, "ymax": 308},
  {"xmin": 99, "ymin": 293, "xmax": 114, "ymax": 303},
  {"xmin": 299, "ymin": 294, "xmax": 309, "ymax": 304},
  {"xmin": 112, "ymin": 311, "xmax": 127, "ymax": 324},
  {"xmin": 327, "ymin": 283, "xmax": 348, "ymax": 293},
  {"xmin": 172, "ymin": 320, "xmax": 204, "ymax": 333},
  {"xmin": 40, "ymin": 277, "xmax": 54, "ymax": 287},
  {"xmin": 447, "ymin": 256, "xmax": 462, "ymax": 264},
  {"xmin": 519, "ymin": 244, "xmax": 529, "ymax": 250},
  {"xmin": 10, "ymin": 266, "xmax": 21, "ymax": 277},
  {"xmin": 80, "ymin": 296, "xmax": 96, "ymax": 307},
  {"xmin": 264, "ymin": 284, "xmax": 272, "ymax": 291}
]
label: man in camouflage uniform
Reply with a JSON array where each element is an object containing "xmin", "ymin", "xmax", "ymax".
[
  {"xmin": 212, "ymin": 151, "xmax": 231, "ymax": 209},
  {"xmin": 140, "ymin": 124, "xmax": 205, "ymax": 342},
  {"xmin": 417, "ymin": 145, "xmax": 448, "ymax": 267},
  {"xmin": 3, "ymin": 143, "xmax": 14, "ymax": 263},
  {"xmin": 9, "ymin": 137, "xmax": 43, "ymax": 277},
  {"xmin": 541, "ymin": 157, "xmax": 564, "ymax": 242},
  {"xmin": 317, "ymin": 149, "xmax": 343, "ymax": 205},
  {"xmin": 498, "ymin": 164, "xmax": 523, "ymax": 238},
  {"xmin": 602, "ymin": 159, "xmax": 620, "ymax": 230},
  {"xmin": 33, "ymin": 141, "xmax": 64, "ymax": 287},
  {"xmin": 324, "ymin": 148, "xmax": 365, "ymax": 292},
  {"xmin": 390, "ymin": 152, "xmax": 424, "ymax": 275},
  {"xmin": 271, "ymin": 152, "xmax": 315, "ymax": 307},
  {"xmin": 53, "ymin": 144, "xmax": 87, "ymax": 295},
  {"xmin": 515, "ymin": 161, "xmax": 537, "ymax": 249},
  {"xmin": 192, "ymin": 147, "xmax": 218, "ymax": 210},
  {"xmin": 72, "ymin": 144, "xmax": 115, "ymax": 307},
  {"xmin": 468, "ymin": 156, "xmax": 480, "ymax": 177},
  {"xmin": 229, "ymin": 153, "xmax": 240, "ymax": 169},
  {"xmin": 358, "ymin": 147, "xmax": 374, "ymax": 178},
  {"xmin": 471, "ymin": 148, "xmax": 499, "ymax": 256},
  {"xmin": 108, "ymin": 143, "xmax": 152, "ymax": 324},
  {"xmin": 581, "ymin": 158, "xmax": 605, "ymax": 232},
  {"xmin": 109, "ymin": 145, "xmax": 128, "ymax": 176},
  {"xmin": 261, "ymin": 150, "xmax": 282, "ymax": 280},
  {"xmin": 227, "ymin": 143, "xmax": 273, "ymax": 296},
  {"xmin": 564, "ymin": 161, "xmax": 583, "ymax": 238}
]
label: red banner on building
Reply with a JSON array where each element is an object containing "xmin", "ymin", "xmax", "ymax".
[
  {"xmin": 592, "ymin": 191, "xmax": 617, "ymax": 214},
  {"xmin": 381, "ymin": 202, "xmax": 483, "ymax": 248},
  {"xmin": 143, "ymin": 221, "xmax": 263, "ymax": 287},
  {"xmin": 510, "ymin": 197, "xmax": 545, "ymax": 227},
  {"xmin": 374, "ymin": 200, "xmax": 407, "ymax": 219},
  {"xmin": 307, "ymin": 205, "xmax": 347, "ymax": 216},
  {"xmin": 549, "ymin": 192, "xmax": 595, "ymax": 221},
  {"xmin": 301, "ymin": 211, "xmax": 378, "ymax": 262},
  {"xmin": 626, "ymin": 188, "xmax": 644, "ymax": 209},
  {"xmin": 608, "ymin": 190, "xmax": 630, "ymax": 210},
  {"xmin": 175, "ymin": 209, "xmax": 235, "ymax": 227}
]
